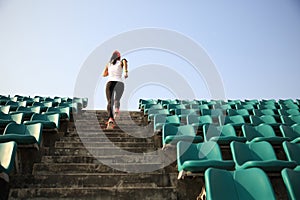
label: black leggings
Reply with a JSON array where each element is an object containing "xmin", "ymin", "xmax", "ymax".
[{"xmin": 105, "ymin": 81, "xmax": 124, "ymax": 119}]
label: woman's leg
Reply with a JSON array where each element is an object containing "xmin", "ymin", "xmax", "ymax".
[
  {"xmin": 105, "ymin": 81, "xmax": 116, "ymax": 119},
  {"xmin": 114, "ymin": 82, "xmax": 125, "ymax": 110}
]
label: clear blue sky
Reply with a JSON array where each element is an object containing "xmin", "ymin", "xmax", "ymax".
[{"xmin": 0, "ymin": 0, "xmax": 300, "ymax": 110}]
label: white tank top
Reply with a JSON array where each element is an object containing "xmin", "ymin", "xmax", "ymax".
[{"xmin": 107, "ymin": 60, "xmax": 123, "ymax": 82}]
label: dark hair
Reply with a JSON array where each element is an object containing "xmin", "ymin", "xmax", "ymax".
[{"xmin": 110, "ymin": 51, "xmax": 121, "ymax": 65}]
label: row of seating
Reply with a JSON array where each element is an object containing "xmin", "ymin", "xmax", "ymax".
[
  {"xmin": 0, "ymin": 95, "xmax": 88, "ymax": 185},
  {"xmin": 162, "ymin": 123, "xmax": 300, "ymax": 148},
  {"xmin": 153, "ymin": 113, "xmax": 300, "ymax": 133},
  {"xmin": 177, "ymin": 140, "xmax": 300, "ymax": 179},
  {"xmin": 204, "ymin": 167, "xmax": 299, "ymax": 200},
  {"xmin": 140, "ymin": 99, "xmax": 300, "ymax": 199},
  {"xmin": 139, "ymin": 98, "xmax": 300, "ymax": 111},
  {"xmin": 0, "ymin": 95, "xmax": 88, "ymax": 113}
]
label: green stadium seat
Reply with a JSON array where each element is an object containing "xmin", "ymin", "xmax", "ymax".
[
  {"xmin": 25, "ymin": 113, "xmax": 60, "ymax": 130},
  {"xmin": 168, "ymin": 104, "xmax": 186, "ymax": 114},
  {"xmin": 257, "ymin": 104, "xmax": 278, "ymax": 110},
  {"xmin": 227, "ymin": 109, "xmax": 249, "ymax": 117},
  {"xmin": 32, "ymin": 101, "xmax": 53, "ymax": 112},
  {"xmin": 205, "ymin": 167, "xmax": 276, "ymax": 200},
  {"xmin": 242, "ymin": 124, "xmax": 288, "ymax": 144},
  {"xmin": 230, "ymin": 141, "xmax": 296, "ymax": 171},
  {"xmin": 143, "ymin": 104, "xmax": 163, "ymax": 115},
  {"xmin": 253, "ymin": 108, "xmax": 276, "ymax": 116},
  {"xmin": 201, "ymin": 109, "xmax": 223, "ymax": 116},
  {"xmin": 174, "ymin": 109, "xmax": 198, "ymax": 119},
  {"xmin": 281, "ymin": 168, "xmax": 300, "ymax": 200},
  {"xmin": 13, "ymin": 106, "xmax": 41, "ymax": 122},
  {"xmin": 147, "ymin": 109, "xmax": 170, "ymax": 123},
  {"xmin": 249, "ymin": 115, "xmax": 281, "ymax": 130},
  {"xmin": 282, "ymin": 141, "xmax": 300, "ymax": 170},
  {"xmin": 186, "ymin": 114, "xmax": 213, "ymax": 131},
  {"xmin": 177, "ymin": 141, "xmax": 234, "ymax": 179},
  {"xmin": 0, "ymin": 141, "xmax": 17, "ymax": 182},
  {"xmin": 219, "ymin": 115, "xmax": 245, "ymax": 128},
  {"xmin": 0, "ymin": 105, "xmax": 10, "ymax": 114},
  {"xmin": 162, "ymin": 124, "xmax": 202, "ymax": 149},
  {"xmin": 203, "ymin": 124, "xmax": 246, "ymax": 145},
  {"xmin": 139, "ymin": 99, "xmax": 158, "ymax": 110},
  {"xmin": 0, "ymin": 122, "xmax": 43, "ymax": 149},
  {"xmin": 280, "ymin": 125, "xmax": 300, "ymax": 143},
  {"xmin": 189, "ymin": 104, "xmax": 209, "ymax": 110},
  {"xmin": 281, "ymin": 115, "xmax": 300, "ymax": 126},
  {"xmin": 278, "ymin": 109, "xmax": 300, "ymax": 116},
  {"xmin": 154, "ymin": 115, "xmax": 181, "ymax": 133}
]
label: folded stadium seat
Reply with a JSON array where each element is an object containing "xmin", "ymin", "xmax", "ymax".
[
  {"xmin": 13, "ymin": 106, "xmax": 41, "ymax": 122},
  {"xmin": 281, "ymin": 115, "xmax": 300, "ymax": 126},
  {"xmin": 0, "ymin": 113, "xmax": 24, "ymax": 134},
  {"xmin": 213, "ymin": 103, "xmax": 232, "ymax": 110},
  {"xmin": 174, "ymin": 109, "xmax": 198, "ymax": 120},
  {"xmin": 61, "ymin": 97, "xmax": 71, "ymax": 103},
  {"xmin": 244, "ymin": 99, "xmax": 259, "ymax": 104},
  {"xmin": 46, "ymin": 106, "xmax": 71, "ymax": 134},
  {"xmin": 227, "ymin": 109, "xmax": 250, "ymax": 122},
  {"xmin": 33, "ymin": 101, "xmax": 53, "ymax": 113},
  {"xmin": 5, "ymin": 101, "xmax": 26, "ymax": 112},
  {"xmin": 235, "ymin": 104, "xmax": 255, "ymax": 114},
  {"xmin": 0, "ymin": 105, "xmax": 10, "ymax": 114},
  {"xmin": 281, "ymin": 168, "xmax": 300, "ymax": 200},
  {"xmin": 204, "ymin": 167, "xmax": 276, "ymax": 200},
  {"xmin": 0, "ymin": 123, "xmax": 43, "ymax": 173},
  {"xmin": 249, "ymin": 115, "xmax": 281, "ymax": 132},
  {"xmin": 153, "ymin": 115, "xmax": 181, "ymax": 133},
  {"xmin": 230, "ymin": 141, "xmax": 296, "ymax": 171},
  {"xmin": 72, "ymin": 97, "xmax": 84, "ymax": 111},
  {"xmin": 280, "ymin": 125, "xmax": 300, "ymax": 143},
  {"xmin": 282, "ymin": 141, "xmax": 300, "ymax": 170},
  {"xmin": 186, "ymin": 114, "xmax": 213, "ymax": 134},
  {"xmin": 260, "ymin": 99, "xmax": 277, "ymax": 104},
  {"xmin": 59, "ymin": 102, "xmax": 80, "ymax": 119},
  {"xmin": 22, "ymin": 97, "xmax": 34, "ymax": 107},
  {"xmin": 242, "ymin": 124, "xmax": 288, "ymax": 145},
  {"xmin": 218, "ymin": 115, "xmax": 245, "ymax": 135},
  {"xmin": 139, "ymin": 99, "xmax": 158, "ymax": 110},
  {"xmin": 143, "ymin": 104, "xmax": 164, "ymax": 115},
  {"xmin": 280, "ymin": 103, "xmax": 299, "ymax": 110},
  {"xmin": 168, "ymin": 104, "xmax": 186, "ymax": 115},
  {"xmin": 162, "ymin": 124, "xmax": 203, "ymax": 149},
  {"xmin": 297, "ymin": 99, "xmax": 300, "ymax": 106},
  {"xmin": 25, "ymin": 113, "xmax": 60, "ymax": 131},
  {"xmin": 203, "ymin": 124, "xmax": 246, "ymax": 145},
  {"xmin": 1, "ymin": 122, "xmax": 43, "ymax": 148},
  {"xmin": 0, "ymin": 96, "xmax": 10, "ymax": 106},
  {"xmin": 177, "ymin": 141, "xmax": 234, "ymax": 179},
  {"xmin": 257, "ymin": 104, "xmax": 278, "ymax": 110},
  {"xmin": 0, "ymin": 141, "xmax": 17, "ymax": 183},
  {"xmin": 53, "ymin": 96, "xmax": 62, "ymax": 104},
  {"xmin": 201, "ymin": 109, "xmax": 225, "ymax": 124},
  {"xmin": 253, "ymin": 108, "xmax": 276, "ymax": 116},
  {"xmin": 278, "ymin": 109, "xmax": 300, "ymax": 116},
  {"xmin": 147, "ymin": 109, "xmax": 170, "ymax": 123},
  {"xmin": 189, "ymin": 104, "xmax": 209, "ymax": 110},
  {"xmin": 44, "ymin": 97, "xmax": 59, "ymax": 107},
  {"xmin": 33, "ymin": 96, "xmax": 46, "ymax": 103}
]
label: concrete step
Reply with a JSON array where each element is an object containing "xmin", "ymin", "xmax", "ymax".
[
  {"xmin": 41, "ymin": 155, "xmax": 163, "ymax": 164},
  {"xmin": 55, "ymin": 142, "xmax": 154, "ymax": 148},
  {"xmin": 11, "ymin": 173, "xmax": 177, "ymax": 188},
  {"xmin": 60, "ymin": 136, "xmax": 152, "ymax": 143},
  {"xmin": 32, "ymin": 163, "xmax": 165, "ymax": 174},
  {"xmin": 9, "ymin": 187, "xmax": 177, "ymax": 200},
  {"xmin": 54, "ymin": 147, "xmax": 157, "ymax": 156},
  {"xmin": 72, "ymin": 131, "xmax": 154, "ymax": 138}
]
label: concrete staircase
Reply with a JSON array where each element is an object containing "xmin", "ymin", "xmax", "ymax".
[{"xmin": 9, "ymin": 110, "xmax": 203, "ymax": 199}]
